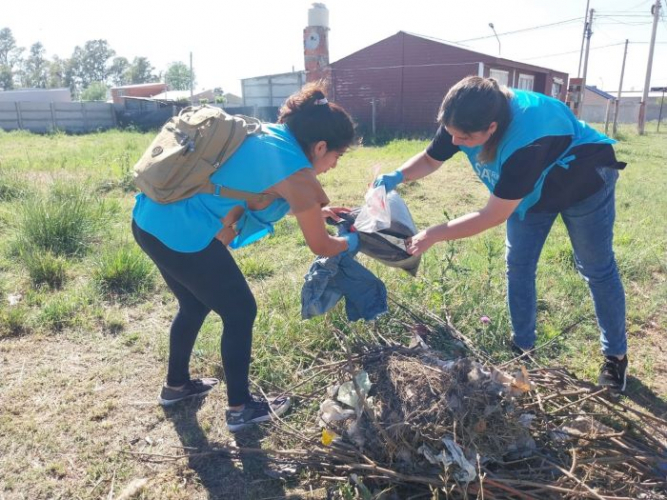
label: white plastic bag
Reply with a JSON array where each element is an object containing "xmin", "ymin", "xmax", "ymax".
[{"xmin": 354, "ymin": 185, "xmax": 391, "ymax": 233}]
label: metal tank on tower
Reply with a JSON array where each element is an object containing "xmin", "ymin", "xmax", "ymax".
[{"xmin": 303, "ymin": 3, "xmax": 331, "ymax": 84}]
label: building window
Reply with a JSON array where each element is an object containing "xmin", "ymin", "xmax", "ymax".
[
  {"xmin": 517, "ymin": 74, "xmax": 535, "ymax": 90},
  {"xmin": 552, "ymin": 77, "xmax": 564, "ymax": 99},
  {"xmin": 489, "ymin": 69, "xmax": 509, "ymax": 86},
  {"xmin": 552, "ymin": 82, "xmax": 563, "ymax": 99}
]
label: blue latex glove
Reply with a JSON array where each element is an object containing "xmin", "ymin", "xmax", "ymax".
[
  {"xmin": 339, "ymin": 229, "xmax": 360, "ymax": 256},
  {"xmin": 373, "ymin": 170, "xmax": 404, "ymax": 191}
]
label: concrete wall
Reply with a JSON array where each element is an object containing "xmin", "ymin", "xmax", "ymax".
[
  {"xmin": 242, "ymin": 72, "xmax": 306, "ymax": 107},
  {"xmin": 0, "ymin": 101, "xmax": 116, "ymax": 133},
  {"xmin": 581, "ymin": 101, "xmax": 664, "ymax": 124}
]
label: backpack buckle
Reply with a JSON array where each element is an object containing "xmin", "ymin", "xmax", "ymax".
[{"xmin": 214, "ymin": 184, "xmax": 222, "ymax": 197}]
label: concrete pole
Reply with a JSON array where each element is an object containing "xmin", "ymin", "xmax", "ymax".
[
  {"xmin": 638, "ymin": 0, "xmax": 661, "ymax": 135},
  {"xmin": 189, "ymin": 52, "xmax": 194, "ymax": 106},
  {"xmin": 613, "ymin": 40, "xmax": 629, "ymax": 137},
  {"xmin": 577, "ymin": 0, "xmax": 591, "ymax": 77},
  {"xmin": 580, "ymin": 9, "xmax": 594, "ymax": 117}
]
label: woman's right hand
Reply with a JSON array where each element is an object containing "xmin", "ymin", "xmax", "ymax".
[{"xmin": 373, "ymin": 170, "xmax": 404, "ymax": 191}]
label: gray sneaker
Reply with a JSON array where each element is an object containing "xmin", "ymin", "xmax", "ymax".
[
  {"xmin": 226, "ymin": 394, "xmax": 291, "ymax": 432},
  {"xmin": 158, "ymin": 378, "xmax": 219, "ymax": 406}
]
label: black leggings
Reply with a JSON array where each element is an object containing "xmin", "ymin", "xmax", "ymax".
[{"xmin": 132, "ymin": 220, "xmax": 256, "ymax": 406}]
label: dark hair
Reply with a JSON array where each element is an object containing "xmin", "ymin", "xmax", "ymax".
[
  {"xmin": 278, "ymin": 82, "xmax": 355, "ymax": 157},
  {"xmin": 437, "ymin": 76, "xmax": 512, "ymax": 163}
]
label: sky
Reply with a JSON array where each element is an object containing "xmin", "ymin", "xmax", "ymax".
[{"xmin": 3, "ymin": 0, "xmax": 666, "ymax": 96}]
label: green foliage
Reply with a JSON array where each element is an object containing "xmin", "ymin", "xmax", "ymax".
[
  {"xmin": 93, "ymin": 243, "xmax": 156, "ymax": 300},
  {"xmin": 80, "ymin": 81, "xmax": 108, "ymax": 101},
  {"xmin": 15, "ymin": 182, "xmax": 110, "ymax": 258},
  {"xmin": 0, "ymin": 306, "xmax": 30, "ymax": 337},
  {"xmin": 68, "ymin": 39, "xmax": 115, "ymax": 92},
  {"xmin": 23, "ymin": 42, "xmax": 49, "ymax": 88},
  {"xmin": 239, "ymin": 257, "xmax": 275, "ymax": 280},
  {"xmin": 23, "ymin": 250, "xmax": 68, "ymax": 289},
  {"xmin": 0, "ymin": 168, "xmax": 29, "ymax": 201},
  {"xmin": 125, "ymin": 56, "xmax": 157, "ymax": 84},
  {"xmin": 37, "ymin": 293, "xmax": 81, "ymax": 332},
  {"xmin": 164, "ymin": 61, "xmax": 195, "ymax": 91}
]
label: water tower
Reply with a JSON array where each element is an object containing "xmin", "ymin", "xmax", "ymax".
[{"xmin": 304, "ymin": 3, "xmax": 331, "ymax": 84}]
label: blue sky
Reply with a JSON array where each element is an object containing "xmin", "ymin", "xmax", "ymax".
[{"xmin": 3, "ymin": 0, "xmax": 666, "ymax": 95}]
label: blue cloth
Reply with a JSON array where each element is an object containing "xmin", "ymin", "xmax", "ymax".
[
  {"xmin": 458, "ymin": 89, "xmax": 615, "ymax": 219},
  {"xmin": 301, "ymin": 253, "xmax": 388, "ymax": 322},
  {"xmin": 132, "ymin": 124, "xmax": 311, "ymax": 252},
  {"xmin": 507, "ymin": 167, "xmax": 626, "ymax": 356}
]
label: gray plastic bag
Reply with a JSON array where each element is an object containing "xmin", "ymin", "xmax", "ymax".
[{"xmin": 330, "ymin": 191, "xmax": 421, "ymax": 276}]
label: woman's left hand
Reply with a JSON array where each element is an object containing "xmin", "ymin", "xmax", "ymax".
[
  {"xmin": 407, "ymin": 228, "xmax": 439, "ymax": 256},
  {"xmin": 322, "ymin": 206, "xmax": 351, "ymax": 222}
]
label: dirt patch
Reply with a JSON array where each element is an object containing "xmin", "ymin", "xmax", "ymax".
[{"xmin": 0, "ymin": 332, "xmax": 324, "ymax": 500}]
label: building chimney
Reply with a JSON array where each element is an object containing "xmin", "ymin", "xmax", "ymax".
[{"xmin": 304, "ymin": 3, "xmax": 331, "ymax": 85}]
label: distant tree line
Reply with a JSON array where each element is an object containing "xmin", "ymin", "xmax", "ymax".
[{"xmin": 0, "ymin": 27, "xmax": 197, "ymax": 101}]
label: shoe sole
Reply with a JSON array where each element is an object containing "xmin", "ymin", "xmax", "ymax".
[
  {"xmin": 599, "ymin": 371, "xmax": 627, "ymax": 393},
  {"xmin": 158, "ymin": 387, "xmax": 214, "ymax": 407},
  {"xmin": 227, "ymin": 397, "xmax": 291, "ymax": 432}
]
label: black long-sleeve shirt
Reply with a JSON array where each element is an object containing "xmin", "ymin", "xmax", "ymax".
[{"xmin": 426, "ymin": 125, "xmax": 626, "ymax": 213}]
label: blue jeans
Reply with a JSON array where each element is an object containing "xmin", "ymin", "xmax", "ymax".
[{"xmin": 506, "ymin": 167, "xmax": 627, "ymax": 356}]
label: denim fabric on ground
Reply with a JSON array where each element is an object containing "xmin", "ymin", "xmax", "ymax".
[
  {"xmin": 301, "ymin": 253, "xmax": 388, "ymax": 321},
  {"xmin": 506, "ymin": 167, "xmax": 626, "ymax": 356}
]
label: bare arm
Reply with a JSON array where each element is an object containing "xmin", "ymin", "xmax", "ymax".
[
  {"xmin": 407, "ymin": 195, "xmax": 522, "ymax": 256},
  {"xmin": 398, "ymin": 150, "xmax": 444, "ymax": 182},
  {"xmin": 294, "ymin": 204, "xmax": 349, "ymax": 257}
]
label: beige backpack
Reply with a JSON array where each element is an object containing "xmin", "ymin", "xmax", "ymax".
[{"xmin": 133, "ymin": 105, "xmax": 272, "ymax": 204}]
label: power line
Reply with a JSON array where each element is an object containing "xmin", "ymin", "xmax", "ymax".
[
  {"xmin": 520, "ymin": 42, "xmax": 627, "ymax": 61},
  {"xmin": 455, "ymin": 17, "xmax": 583, "ymax": 43}
]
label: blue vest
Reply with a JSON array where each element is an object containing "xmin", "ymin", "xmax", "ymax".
[
  {"xmin": 459, "ymin": 90, "xmax": 615, "ymax": 218},
  {"xmin": 133, "ymin": 124, "xmax": 312, "ymax": 252}
]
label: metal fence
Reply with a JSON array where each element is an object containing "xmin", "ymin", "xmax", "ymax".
[{"xmin": 0, "ymin": 101, "xmax": 116, "ymax": 133}]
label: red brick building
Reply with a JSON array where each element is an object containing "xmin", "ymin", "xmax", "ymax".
[
  {"xmin": 328, "ymin": 31, "xmax": 569, "ymax": 135},
  {"xmin": 110, "ymin": 83, "xmax": 168, "ymax": 105}
]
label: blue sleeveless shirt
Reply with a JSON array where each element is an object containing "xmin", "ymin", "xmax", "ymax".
[
  {"xmin": 458, "ymin": 90, "xmax": 615, "ymax": 218},
  {"xmin": 133, "ymin": 124, "xmax": 312, "ymax": 252}
]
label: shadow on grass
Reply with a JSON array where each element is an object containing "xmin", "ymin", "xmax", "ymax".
[
  {"xmin": 625, "ymin": 375, "xmax": 667, "ymax": 420},
  {"xmin": 162, "ymin": 400, "xmax": 287, "ymax": 500}
]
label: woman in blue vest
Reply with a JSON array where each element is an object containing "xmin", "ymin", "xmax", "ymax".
[
  {"xmin": 375, "ymin": 76, "xmax": 628, "ymax": 391},
  {"xmin": 132, "ymin": 84, "xmax": 358, "ymax": 431}
]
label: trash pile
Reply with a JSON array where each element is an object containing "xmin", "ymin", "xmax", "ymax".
[
  {"xmin": 299, "ymin": 341, "xmax": 667, "ymax": 499},
  {"xmin": 319, "ymin": 351, "xmax": 536, "ymax": 482}
]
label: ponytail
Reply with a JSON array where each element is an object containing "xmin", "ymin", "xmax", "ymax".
[{"xmin": 278, "ymin": 82, "xmax": 355, "ymax": 156}]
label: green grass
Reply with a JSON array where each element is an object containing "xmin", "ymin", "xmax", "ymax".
[{"xmin": 0, "ymin": 125, "xmax": 665, "ymax": 499}]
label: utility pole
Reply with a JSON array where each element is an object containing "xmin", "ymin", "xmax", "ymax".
[
  {"xmin": 613, "ymin": 39, "xmax": 629, "ymax": 137},
  {"xmin": 580, "ymin": 8, "xmax": 594, "ymax": 117},
  {"xmin": 577, "ymin": 0, "xmax": 592, "ymax": 77},
  {"xmin": 638, "ymin": 0, "xmax": 661, "ymax": 135},
  {"xmin": 189, "ymin": 52, "xmax": 194, "ymax": 106}
]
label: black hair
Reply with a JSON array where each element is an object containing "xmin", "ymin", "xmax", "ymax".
[
  {"xmin": 437, "ymin": 76, "xmax": 512, "ymax": 163},
  {"xmin": 278, "ymin": 82, "xmax": 355, "ymax": 157}
]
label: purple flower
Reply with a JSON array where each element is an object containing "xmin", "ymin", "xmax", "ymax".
[{"xmin": 480, "ymin": 316, "xmax": 491, "ymax": 324}]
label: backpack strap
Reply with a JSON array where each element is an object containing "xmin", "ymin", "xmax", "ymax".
[{"xmin": 198, "ymin": 181, "xmax": 277, "ymax": 205}]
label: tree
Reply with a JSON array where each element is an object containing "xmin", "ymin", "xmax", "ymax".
[
  {"xmin": 80, "ymin": 81, "xmax": 108, "ymax": 101},
  {"xmin": 0, "ymin": 27, "xmax": 24, "ymax": 89},
  {"xmin": 0, "ymin": 65, "xmax": 13, "ymax": 90},
  {"xmin": 23, "ymin": 42, "xmax": 49, "ymax": 88},
  {"xmin": 126, "ymin": 57, "xmax": 157, "ymax": 84},
  {"xmin": 164, "ymin": 61, "xmax": 195, "ymax": 91},
  {"xmin": 69, "ymin": 39, "xmax": 115, "ymax": 91},
  {"xmin": 0, "ymin": 28, "xmax": 17, "ymax": 66},
  {"xmin": 48, "ymin": 56, "xmax": 67, "ymax": 88},
  {"xmin": 108, "ymin": 56, "xmax": 129, "ymax": 86}
]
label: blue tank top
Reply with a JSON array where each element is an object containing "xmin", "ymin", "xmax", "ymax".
[
  {"xmin": 133, "ymin": 124, "xmax": 311, "ymax": 252},
  {"xmin": 459, "ymin": 90, "xmax": 615, "ymax": 218}
]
